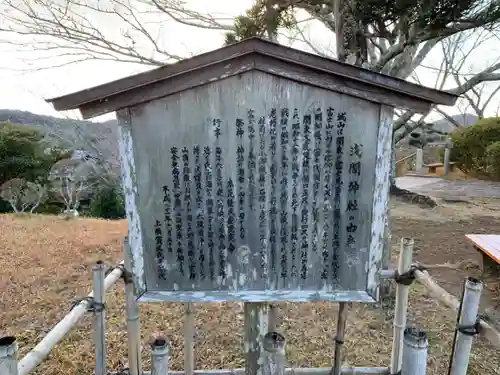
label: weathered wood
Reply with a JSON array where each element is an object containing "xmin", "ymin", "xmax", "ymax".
[
  {"xmin": 375, "ymin": 105, "xmax": 394, "ymax": 300},
  {"xmin": 129, "ymin": 71, "xmax": 386, "ymax": 303},
  {"xmin": 425, "ymin": 162, "xmax": 456, "ymax": 174},
  {"xmin": 465, "ymin": 234, "xmax": 500, "ymax": 264},
  {"xmin": 116, "ymin": 109, "xmax": 147, "ymax": 297},
  {"xmin": 414, "ymin": 269, "xmax": 500, "ymax": 347},
  {"xmin": 261, "ymin": 332, "xmax": 286, "ymax": 375},
  {"xmin": 245, "ymin": 302, "xmax": 268, "ymax": 375},
  {"xmin": 46, "ymin": 38, "xmax": 458, "ymax": 118}
]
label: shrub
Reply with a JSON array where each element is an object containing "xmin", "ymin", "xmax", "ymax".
[
  {"xmin": 486, "ymin": 141, "xmax": 500, "ymax": 180},
  {"xmin": 449, "ymin": 117, "xmax": 500, "ymax": 175},
  {"xmin": 89, "ymin": 185, "xmax": 125, "ymax": 219}
]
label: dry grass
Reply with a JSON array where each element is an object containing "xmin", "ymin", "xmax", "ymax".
[{"xmin": 1, "ymin": 211, "xmax": 499, "ymax": 375}]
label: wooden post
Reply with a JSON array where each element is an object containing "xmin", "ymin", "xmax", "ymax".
[
  {"xmin": 0, "ymin": 336, "xmax": 18, "ymax": 375},
  {"xmin": 184, "ymin": 303, "xmax": 195, "ymax": 375},
  {"xmin": 261, "ymin": 332, "xmax": 286, "ymax": 375},
  {"xmin": 390, "ymin": 238, "xmax": 414, "ymax": 374},
  {"xmin": 245, "ymin": 302, "xmax": 269, "ymax": 375},
  {"xmin": 416, "ymin": 148, "xmax": 424, "ymax": 172},
  {"xmin": 443, "ymin": 138, "xmax": 452, "ymax": 176},
  {"xmin": 402, "ymin": 327, "xmax": 428, "ymax": 375},
  {"xmin": 124, "ymin": 237, "xmax": 142, "ymax": 375},
  {"xmin": 443, "ymin": 147, "xmax": 451, "ymax": 176},
  {"xmin": 92, "ymin": 261, "xmax": 106, "ymax": 375},
  {"xmin": 151, "ymin": 337, "xmax": 169, "ymax": 375}
]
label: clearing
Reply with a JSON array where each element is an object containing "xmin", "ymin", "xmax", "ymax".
[{"xmin": 1, "ymin": 197, "xmax": 500, "ymax": 375}]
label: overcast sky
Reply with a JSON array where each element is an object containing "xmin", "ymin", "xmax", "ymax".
[{"xmin": 0, "ymin": 0, "xmax": 499, "ymax": 123}]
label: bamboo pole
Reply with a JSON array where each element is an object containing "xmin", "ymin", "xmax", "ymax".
[
  {"xmin": 448, "ymin": 277, "xmax": 483, "ymax": 375},
  {"xmin": 402, "ymin": 327, "xmax": 428, "ymax": 375},
  {"xmin": 333, "ymin": 302, "xmax": 350, "ymax": 375},
  {"xmin": 268, "ymin": 304, "xmax": 279, "ymax": 333},
  {"xmin": 124, "ymin": 238, "xmax": 142, "ymax": 375},
  {"xmin": 184, "ymin": 303, "xmax": 195, "ymax": 375},
  {"xmin": 244, "ymin": 302, "xmax": 269, "ymax": 375},
  {"xmin": 92, "ymin": 261, "xmax": 107, "ymax": 375},
  {"xmin": 390, "ymin": 238, "xmax": 414, "ymax": 374},
  {"xmin": 0, "ymin": 336, "xmax": 19, "ymax": 375},
  {"xmin": 17, "ymin": 262, "xmax": 124, "ymax": 375},
  {"xmin": 151, "ymin": 336, "xmax": 170, "ymax": 375},
  {"xmin": 414, "ymin": 269, "xmax": 500, "ymax": 347},
  {"xmin": 261, "ymin": 332, "xmax": 286, "ymax": 375},
  {"xmin": 142, "ymin": 367, "xmax": 390, "ymax": 375}
]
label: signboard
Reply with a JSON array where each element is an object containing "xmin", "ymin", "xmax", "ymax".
[{"xmin": 120, "ymin": 73, "xmax": 390, "ymax": 303}]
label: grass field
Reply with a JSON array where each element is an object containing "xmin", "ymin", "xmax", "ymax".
[{"xmin": 1, "ymin": 198, "xmax": 500, "ymax": 375}]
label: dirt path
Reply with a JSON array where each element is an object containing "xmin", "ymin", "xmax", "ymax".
[
  {"xmin": 390, "ymin": 197, "xmax": 500, "ymax": 326},
  {"xmin": 396, "ymin": 176, "xmax": 500, "ymax": 199}
]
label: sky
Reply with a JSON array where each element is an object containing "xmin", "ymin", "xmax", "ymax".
[{"xmin": 0, "ymin": 0, "xmax": 499, "ymax": 123}]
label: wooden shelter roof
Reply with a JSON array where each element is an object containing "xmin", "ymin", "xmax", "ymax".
[{"xmin": 46, "ymin": 37, "xmax": 459, "ymax": 119}]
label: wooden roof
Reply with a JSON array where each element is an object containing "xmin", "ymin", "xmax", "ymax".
[{"xmin": 46, "ymin": 37, "xmax": 459, "ymax": 119}]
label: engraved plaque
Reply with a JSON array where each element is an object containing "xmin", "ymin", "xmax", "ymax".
[{"xmin": 121, "ymin": 72, "xmax": 391, "ymax": 303}]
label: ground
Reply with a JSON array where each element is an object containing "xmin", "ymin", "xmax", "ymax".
[{"xmin": 1, "ymin": 196, "xmax": 500, "ymax": 375}]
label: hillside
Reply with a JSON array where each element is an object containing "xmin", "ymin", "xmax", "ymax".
[
  {"xmin": 0, "ymin": 109, "xmax": 478, "ymax": 164},
  {"xmin": 432, "ymin": 113, "xmax": 478, "ymax": 133},
  {"xmin": 0, "ymin": 109, "xmax": 119, "ymax": 168}
]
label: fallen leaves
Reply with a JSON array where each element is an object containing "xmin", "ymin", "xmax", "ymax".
[{"xmin": 0, "ymin": 212, "xmax": 499, "ymax": 375}]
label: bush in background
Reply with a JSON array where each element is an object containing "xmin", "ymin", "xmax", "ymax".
[
  {"xmin": 485, "ymin": 141, "xmax": 500, "ymax": 180},
  {"xmin": 89, "ymin": 185, "xmax": 125, "ymax": 219},
  {"xmin": 0, "ymin": 122, "xmax": 69, "ymax": 213},
  {"xmin": 449, "ymin": 117, "xmax": 500, "ymax": 177}
]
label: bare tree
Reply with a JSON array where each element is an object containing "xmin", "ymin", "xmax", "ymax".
[
  {"xmin": 3, "ymin": 0, "xmax": 500, "ymax": 177},
  {"xmin": 438, "ymin": 31, "xmax": 500, "ymax": 121},
  {"xmin": 0, "ymin": 178, "xmax": 45, "ymax": 213},
  {"xmin": 396, "ymin": 29, "xmax": 500, "ymax": 146},
  {"xmin": 44, "ymin": 118, "xmax": 120, "ymax": 183},
  {"xmin": 2, "ymin": 0, "xmax": 500, "ymax": 133},
  {"xmin": 48, "ymin": 158, "xmax": 97, "ymax": 215},
  {"xmin": 0, "ymin": 0, "xmax": 234, "ymax": 70}
]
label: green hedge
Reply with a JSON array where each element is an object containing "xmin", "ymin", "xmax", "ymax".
[
  {"xmin": 449, "ymin": 117, "xmax": 500, "ymax": 178},
  {"xmin": 486, "ymin": 141, "xmax": 500, "ymax": 180},
  {"xmin": 89, "ymin": 186, "xmax": 125, "ymax": 219}
]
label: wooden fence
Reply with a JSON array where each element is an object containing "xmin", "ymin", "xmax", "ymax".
[
  {"xmin": 395, "ymin": 141, "xmax": 455, "ymax": 178},
  {"xmin": 1, "ymin": 237, "xmax": 500, "ymax": 375}
]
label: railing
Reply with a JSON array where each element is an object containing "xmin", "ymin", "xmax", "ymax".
[
  {"xmin": 395, "ymin": 152, "xmax": 417, "ymax": 177},
  {"xmin": 1, "ymin": 237, "xmax": 500, "ymax": 375}
]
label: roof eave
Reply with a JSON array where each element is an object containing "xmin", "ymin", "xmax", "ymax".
[{"xmin": 45, "ymin": 37, "xmax": 459, "ymax": 116}]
